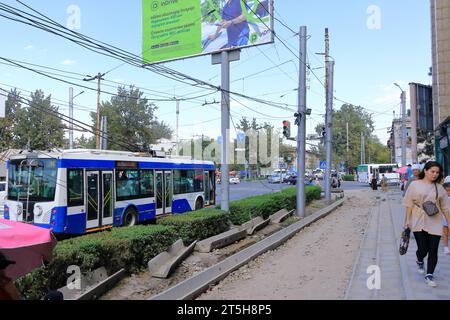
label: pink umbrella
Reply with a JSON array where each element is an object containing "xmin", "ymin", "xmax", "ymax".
[
  {"xmin": 397, "ymin": 166, "xmax": 408, "ymax": 174},
  {"xmin": 0, "ymin": 219, "xmax": 57, "ymax": 281}
]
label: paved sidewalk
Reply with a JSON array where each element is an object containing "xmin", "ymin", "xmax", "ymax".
[{"xmin": 346, "ymin": 189, "xmax": 450, "ymax": 300}]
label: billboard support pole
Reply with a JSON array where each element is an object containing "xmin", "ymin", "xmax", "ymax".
[
  {"xmin": 212, "ymin": 50, "xmax": 240, "ymax": 213},
  {"xmin": 297, "ymin": 26, "xmax": 307, "ymax": 218}
]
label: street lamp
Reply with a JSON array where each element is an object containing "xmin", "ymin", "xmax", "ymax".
[{"xmin": 394, "ymin": 83, "xmax": 407, "ymax": 167}]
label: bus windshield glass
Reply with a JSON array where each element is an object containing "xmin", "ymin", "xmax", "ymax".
[{"xmin": 7, "ymin": 159, "xmax": 58, "ymax": 202}]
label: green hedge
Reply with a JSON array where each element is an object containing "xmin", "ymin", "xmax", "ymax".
[
  {"xmin": 343, "ymin": 175, "xmax": 355, "ymax": 181},
  {"xmin": 158, "ymin": 208, "xmax": 231, "ymax": 244},
  {"xmin": 227, "ymin": 186, "xmax": 322, "ymax": 225},
  {"xmin": 16, "ymin": 225, "xmax": 178, "ymax": 300}
]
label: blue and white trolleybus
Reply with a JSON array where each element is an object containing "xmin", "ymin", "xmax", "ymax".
[{"xmin": 4, "ymin": 149, "xmax": 216, "ymax": 235}]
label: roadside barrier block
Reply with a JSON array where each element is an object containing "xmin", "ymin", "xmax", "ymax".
[
  {"xmin": 58, "ymin": 267, "xmax": 125, "ymax": 300},
  {"xmin": 239, "ymin": 216, "xmax": 271, "ymax": 235},
  {"xmin": 195, "ymin": 229, "xmax": 247, "ymax": 253},
  {"xmin": 269, "ymin": 209, "xmax": 295, "ymax": 224},
  {"xmin": 148, "ymin": 239, "xmax": 197, "ymax": 279}
]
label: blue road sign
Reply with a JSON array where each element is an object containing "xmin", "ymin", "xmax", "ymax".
[
  {"xmin": 237, "ymin": 132, "xmax": 245, "ymax": 143},
  {"xmin": 320, "ymin": 161, "xmax": 327, "ymax": 169}
]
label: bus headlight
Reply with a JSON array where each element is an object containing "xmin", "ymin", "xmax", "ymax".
[{"xmin": 34, "ymin": 205, "xmax": 43, "ymax": 217}]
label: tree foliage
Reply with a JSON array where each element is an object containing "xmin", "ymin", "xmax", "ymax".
[
  {"xmin": 10, "ymin": 90, "xmax": 65, "ymax": 150},
  {"xmin": 90, "ymin": 86, "xmax": 172, "ymax": 151},
  {"xmin": 313, "ymin": 104, "xmax": 390, "ymax": 169}
]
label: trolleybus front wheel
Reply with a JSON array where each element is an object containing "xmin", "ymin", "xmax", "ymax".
[{"xmin": 123, "ymin": 208, "xmax": 137, "ymax": 227}]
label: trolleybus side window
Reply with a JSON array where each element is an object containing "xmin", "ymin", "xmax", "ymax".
[
  {"xmin": 68, "ymin": 169, "xmax": 84, "ymax": 206},
  {"xmin": 174, "ymin": 169, "xmax": 197, "ymax": 194},
  {"xmin": 194, "ymin": 170, "xmax": 204, "ymax": 192},
  {"xmin": 116, "ymin": 169, "xmax": 139, "ymax": 200},
  {"xmin": 140, "ymin": 169, "xmax": 155, "ymax": 197}
]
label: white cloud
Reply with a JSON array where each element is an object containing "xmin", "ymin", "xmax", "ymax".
[
  {"xmin": 113, "ymin": 78, "xmax": 124, "ymax": 83},
  {"xmin": 61, "ymin": 59, "xmax": 76, "ymax": 66},
  {"xmin": 24, "ymin": 45, "xmax": 34, "ymax": 50}
]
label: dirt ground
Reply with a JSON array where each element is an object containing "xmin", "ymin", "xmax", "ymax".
[
  {"xmin": 100, "ymin": 198, "xmax": 334, "ymax": 300},
  {"xmin": 198, "ymin": 189, "xmax": 376, "ymax": 300}
]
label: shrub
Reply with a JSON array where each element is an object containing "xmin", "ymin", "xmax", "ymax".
[
  {"xmin": 158, "ymin": 208, "xmax": 231, "ymax": 244},
  {"xmin": 343, "ymin": 175, "xmax": 355, "ymax": 181},
  {"xmin": 16, "ymin": 225, "xmax": 177, "ymax": 300},
  {"xmin": 227, "ymin": 186, "xmax": 322, "ymax": 225}
]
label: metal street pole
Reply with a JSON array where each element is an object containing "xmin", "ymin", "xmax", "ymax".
[
  {"xmin": 69, "ymin": 87, "xmax": 74, "ymax": 149},
  {"xmin": 394, "ymin": 83, "xmax": 407, "ymax": 166},
  {"xmin": 325, "ymin": 61, "xmax": 334, "ymax": 202},
  {"xmin": 176, "ymin": 100, "xmax": 180, "ymax": 156},
  {"xmin": 401, "ymin": 91, "xmax": 407, "ymax": 166},
  {"xmin": 212, "ymin": 50, "xmax": 240, "ymax": 213},
  {"xmin": 297, "ymin": 26, "xmax": 307, "ymax": 218},
  {"xmin": 84, "ymin": 72, "xmax": 105, "ymax": 149},
  {"xmin": 69, "ymin": 88, "xmax": 84, "ymax": 149}
]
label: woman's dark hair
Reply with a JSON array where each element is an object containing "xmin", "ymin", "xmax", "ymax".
[{"xmin": 418, "ymin": 161, "xmax": 444, "ymax": 183}]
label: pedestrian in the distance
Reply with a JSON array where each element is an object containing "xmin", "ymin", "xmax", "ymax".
[
  {"xmin": 403, "ymin": 164, "xmax": 422, "ymax": 197},
  {"xmin": 443, "ymin": 176, "xmax": 450, "ymax": 255},
  {"xmin": 370, "ymin": 176, "xmax": 378, "ymax": 191},
  {"xmin": 381, "ymin": 174, "xmax": 388, "ymax": 192},
  {"xmin": 403, "ymin": 161, "xmax": 450, "ymax": 287}
]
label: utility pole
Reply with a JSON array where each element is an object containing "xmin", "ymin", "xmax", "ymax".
[
  {"xmin": 69, "ymin": 88, "xmax": 84, "ymax": 149},
  {"xmin": 325, "ymin": 60, "xmax": 334, "ymax": 202},
  {"xmin": 360, "ymin": 132, "xmax": 364, "ymax": 164},
  {"xmin": 346, "ymin": 121, "xmax": 349, "ymax": 172},
  {"xmin": 176, "ymin": 100, "xmax": 180, "ymax": 156},
  {"xmin": 394, "ymin": 83, "xmax": 407, "ymax": 166},
  {"xmin": 297, "ymin": 26, "xmax": 307, "ymax": 218},
  {"xmin": 84, "ymin": 72, "xmax": 105, "ymax": 149},
  {"xmin": 212, "ymin": 50, "xmax": 240, "ymax": 213},
  {"xmin": 69, "ymin": 87, "xmax": 74, "ymax": 149}
]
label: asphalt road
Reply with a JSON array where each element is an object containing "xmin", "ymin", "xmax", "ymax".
[{"xmin": 216, "ymin": 180, "xmax": 370, "ymax": 203}]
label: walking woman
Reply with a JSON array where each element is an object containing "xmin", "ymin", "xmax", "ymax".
[{"xmin": 403, "ymin": 161, "xmax": 450, "ymax": 287}]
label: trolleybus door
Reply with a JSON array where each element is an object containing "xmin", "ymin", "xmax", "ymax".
[
  {"xmin": 204, "ymin": 171, "xmax": 210, "ymax": 205},
  {"xmin": 86, "ymin": 171, "xmax": 100, "ymax": 229},
  {"xmin": 156, "ymin": 170, "xmax": 173, "ymax": 215},
  {"xmin": 102, "ymin": 171, "xmax": 114, "ymax": 226}
]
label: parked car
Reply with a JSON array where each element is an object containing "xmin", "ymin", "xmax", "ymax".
[
  {"xmin": 229, "ymin": 176, "xmax": 240, "ymax": 184},
  {"xmin": 313, "ymin": 169, "xmax": 324, "ymax": 180},
  {"xmin": 0, "ymin": 181, "xmax": 6, "ymax": 218},
  {"xmin": 268, "ymin": 173, "xmax": 282, "ymax": 184}
]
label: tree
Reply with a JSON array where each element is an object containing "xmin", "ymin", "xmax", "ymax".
[
  {"xmin": 314, "ymin": 104, "xmax": 390, "ymax": 170},
  {"xmin": 14, "ymin": 90, "xmax": 65, "ymax": 150},
  {"xmin": 0, "ymin": 89, "xmax": 21, "ymax": 150},
  {"xmin": 75, "ymin": 134, "xmax": 95, "ymax": 149},
  {"xmin": 91, "ymin": 86, "xmax": 172, "ymax": 151}
]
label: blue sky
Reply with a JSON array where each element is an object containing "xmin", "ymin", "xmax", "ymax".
[{"xmin": 0, "ymin": 0, "xmax": 432, "ymax": 147}]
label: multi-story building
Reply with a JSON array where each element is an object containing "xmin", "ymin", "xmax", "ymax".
[
  {"xmin": 409, "ymin": 83, "xmax": 434, "ymax": 162},
  {"xmin": 431, "ymin": 0, "xmax": 450, "ymax": 174},
  {"xmin": 388, "ymin": 117, "xmax": 413, "ymax": 166}
]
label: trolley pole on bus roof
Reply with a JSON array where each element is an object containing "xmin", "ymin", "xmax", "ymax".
[
  {"xmin": 296, "ymin": 26, "xmax": 307, "ymax": 218},
  {"xmin": 212, "ymin": 50, "xmax": 240, "ymax": 212}
]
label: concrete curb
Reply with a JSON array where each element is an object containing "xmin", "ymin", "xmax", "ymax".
[
  {"xmin": 76, "ymin": 269, "xmax": 126, "ymax": 300},
  {"xmin": 269, "ymin": 209, "xmax": 295, "ymax": 224},
  {"xmin": 195, "ymin": 228, "xmax": 247, "ymax": 253},
  {"xmin": 239, "ymin": 216, "xmax": 271, "ymax": 235},
  {"xmin": 148, "ymin": 239, "xmax": 197, "ymax": 279},
  {"xmin": 150, "ymin": 198, "xmax": 345, "ymax": 300}
]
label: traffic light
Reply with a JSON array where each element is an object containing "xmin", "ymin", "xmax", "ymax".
[{"xmin": 283, "ymin": 120, "xmax": 291, "ymax": 138}]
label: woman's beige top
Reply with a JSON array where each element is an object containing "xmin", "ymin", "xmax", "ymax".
[{"xmin": 402, "ymin": 180, "xmax": 450, "ymax": 236}]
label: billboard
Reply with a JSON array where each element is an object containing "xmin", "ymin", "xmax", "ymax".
[{"xmin": 142, "ymin": 0, "xmax": 274, "ymax": 64}]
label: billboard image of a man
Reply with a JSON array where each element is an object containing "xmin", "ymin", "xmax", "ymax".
[{"xmin": 207, "ymin": 0, "xmax": 250, "ymax": 49}]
